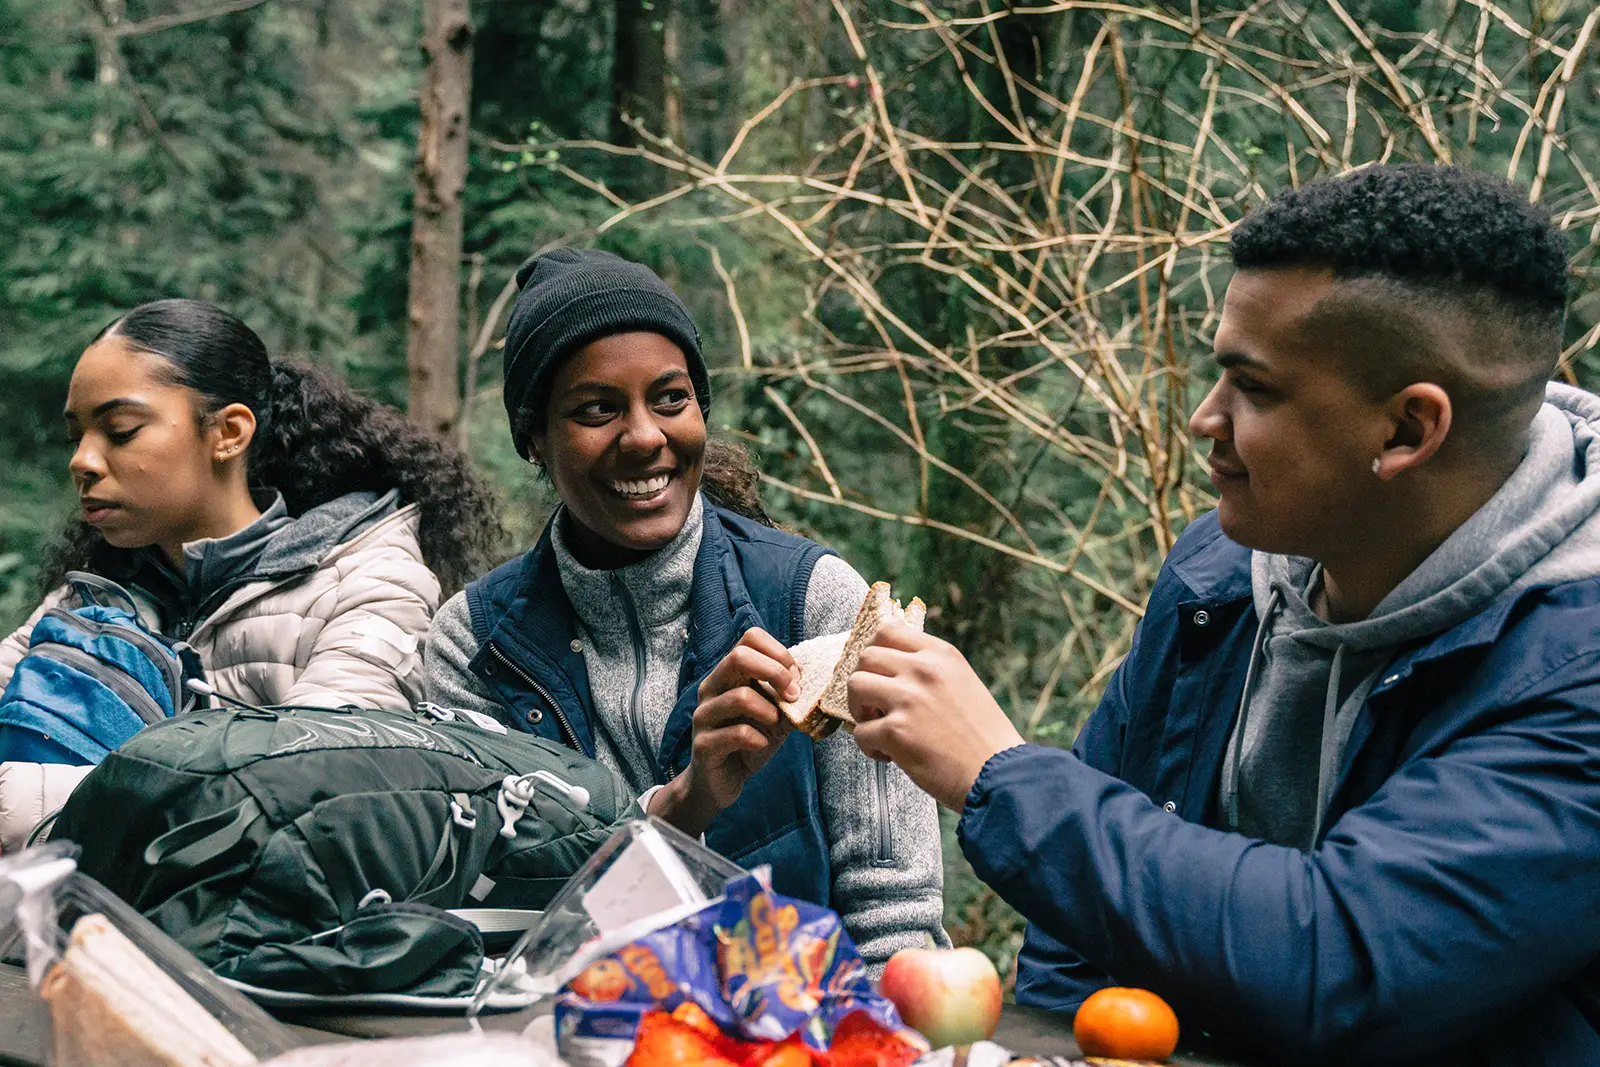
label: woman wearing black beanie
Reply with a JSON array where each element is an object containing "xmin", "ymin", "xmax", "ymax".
[{"xmin": 424, "ymin": 248, "xmax": 948, "ymax": 969}]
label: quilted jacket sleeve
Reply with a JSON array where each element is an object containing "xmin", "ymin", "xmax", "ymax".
[
  {"xmin": 0, "ymin": 763, "xmax": 94, "ymax": 853},
  {"xmin": 280, "ymin": 541, "xmax": 441, "ymax": 710},
  {"xmin": 0, "ymin": 587, "xmax": 68, "ymax": 691}
]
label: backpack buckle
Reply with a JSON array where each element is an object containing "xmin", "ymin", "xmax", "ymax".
[
  {"xmin": 418, "ymin": 702, "xmax": 456, "ymax": 722},
  {"xmin": 450, "ymin": 793, "xmax": 478, "ymax": 830}
]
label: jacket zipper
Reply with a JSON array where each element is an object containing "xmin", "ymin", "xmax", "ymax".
[
  {"xmin": 32, "ymin": 643, "xmax": 169, "ymax": 725},
  {"xmin": 873, "ymin": 760, "xmax": 894, "ymax": 865},
  {"xmin": 43, "ymin": 607, "xmax": 182, "ymax": 714},
  {"xmin": 610, "ymin": 574, "xmax": 662, "ymax": 784},
  {"xmin": 486, "ymin": 641, "xmax": 582, "ymax": 753}
]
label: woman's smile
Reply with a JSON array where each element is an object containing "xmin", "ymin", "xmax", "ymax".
[{"xmin": 607, "ymin": 470, "xmax": 675, "ymax": 504}]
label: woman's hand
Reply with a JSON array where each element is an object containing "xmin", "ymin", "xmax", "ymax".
[{"xmin": 648, "ymin": 628, "xmax": 799, "ymax": 836}]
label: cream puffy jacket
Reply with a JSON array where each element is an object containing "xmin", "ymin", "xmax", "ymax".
[{"xmin": 0, "ymin": 503, "xmax": 440, "ymax": 850}]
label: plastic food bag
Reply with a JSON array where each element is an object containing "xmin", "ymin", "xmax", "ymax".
[
  {"xmin": 472, "ymin": 817, "xmax": 747, "ymax": 1008},
  {"xmin": 0, "ymin": 844, "xmax": 300, "ymax": 1066},
  {"xmin": 259, "ymin": 1032, "xmax": 561, "ymax": 1066},
  {"xmin": 552, "ymin": 871, "xmax": 926, "ymax": 1067}
]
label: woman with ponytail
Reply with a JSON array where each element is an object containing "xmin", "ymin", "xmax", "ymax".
[
  {"xmin": 423, "ymin": 250, "xmax": 947, "ymax": 970},
  {"xmin": 0, "ymin": 298, "xmax": 500, "ymax": 847}
]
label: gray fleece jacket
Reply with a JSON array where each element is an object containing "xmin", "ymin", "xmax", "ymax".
[
  {"xmin": 1221, "ymin": 383, "xmax": 1600, "ymax": 849},
  {"xmin": 424, "ymin": 493, "xmax": 950, "ymax": 967}
]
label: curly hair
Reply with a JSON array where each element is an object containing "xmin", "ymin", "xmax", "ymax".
[
  {"xmin": 1231, "ymin": 164, "xmax": 1569, "ymax": 327},
  {"xmin": 700, "ymin": 438, "xmax": 773, "ymax": 526},
  {"xmin": 38, "ymin": 300, "xmax": 502, "ymax": 597}
]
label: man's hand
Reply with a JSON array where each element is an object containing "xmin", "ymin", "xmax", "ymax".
[
  {"xmin": 648, "ymin": 628, "xmax": 798, "ymax": 836},
  {"xmin": 848, "ymin": 623, "xmax": 1025, "ymax": 811}
]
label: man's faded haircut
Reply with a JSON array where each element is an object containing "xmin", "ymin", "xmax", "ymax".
[{"xmin": 1230, "ymin": 164, "xmax": 1570, "ymax": 442}]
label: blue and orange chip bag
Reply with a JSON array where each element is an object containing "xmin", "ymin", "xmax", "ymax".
[{"xmin": 555, "ymin": 874, "xmax": 926, "ymax": 1067}]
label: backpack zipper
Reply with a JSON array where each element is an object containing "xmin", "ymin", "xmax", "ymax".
[
  {"xmin": 486, "ymin": 641, "xmax": 581, "ymax": 753},
  {"xmin": 610, "ymin": 574, "xmax": 663, "ymax": 784},
  {"xmin": 43, "ymin": 607, "xmax": 182, "ymax": 714},
  {"xmin": 31, "ymin": 643, "xmax": 169, "ymax": 725},
  {"xmin": 873, "ymin": 759, "xmax": 894, "ymax": 865}
]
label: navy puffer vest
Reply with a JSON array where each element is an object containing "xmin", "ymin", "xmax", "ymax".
[{"xmin": 462, "ymin": 504, "xmax": 834, "ymax": 904}]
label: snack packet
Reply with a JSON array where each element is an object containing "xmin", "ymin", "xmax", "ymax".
[{"xmin": 554, "ymin": 873, "xmax": 925, "ymax": 1066}]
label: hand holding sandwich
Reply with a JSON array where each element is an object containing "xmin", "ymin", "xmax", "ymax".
[
  {"xmin": 649, "ymin": 628, "xmax": 798, "ymax": 836},
  {"xmin": 848, "ymin": 624, "xmax": 1025, "ymax": 811}
]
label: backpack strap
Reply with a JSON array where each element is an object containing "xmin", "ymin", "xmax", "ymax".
[
  {"xmin": 144, "ymin": 795, "xmax": 265, "ymax": 872},
  {"xmin": 64, "ymin": 571, "xmax": 142, "ymax": 615}
]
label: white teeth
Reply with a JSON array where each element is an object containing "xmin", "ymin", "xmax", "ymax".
[{"xmin": 610, "ymin": 474, "xmax": 671, "ymax": 498}]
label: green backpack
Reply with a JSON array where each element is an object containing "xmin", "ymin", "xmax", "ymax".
[{"xmin": 51, "ymin": 704, "xmax": 638, "ymax": 1005}]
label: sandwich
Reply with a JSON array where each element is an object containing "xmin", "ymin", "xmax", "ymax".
[
  {"xmin": 779, "ymin": 582, "xmax": 926, "ymax": 740},
  {"xmin": 39, "ymin": 912, "xmax": 258, "ymax": 1067}
]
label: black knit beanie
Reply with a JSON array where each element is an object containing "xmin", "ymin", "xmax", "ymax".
[{"xmin": 502, "ymin": 248, "xmax": 710, "ymax": 459}]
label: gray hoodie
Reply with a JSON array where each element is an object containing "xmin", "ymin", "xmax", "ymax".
[{"xmin": 1220, "ymin": 383, "xmax": 1600, "ymax": 850}]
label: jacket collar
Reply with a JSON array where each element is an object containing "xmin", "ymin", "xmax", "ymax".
[
  {"xmin": 1166, "ymin": 515, "xmax": 1254, "ymax": 607},
  {"xmin": 485, "ymin": 504, "xmax": 759, "ymax": 768}
]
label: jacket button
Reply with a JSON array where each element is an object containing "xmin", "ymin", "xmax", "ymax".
[
  {"xmin": 1192, "ymin": 610, "xmax": 1210, "ymax": 627},
  {"xmin": 570, "ymin": 639, "xmax": 584, "ymax": 653},
  {"xmin": 528, "ymin": 709, "xmax": 544, "ymax": 725},
  {"xmin": 484, "ymin": 661, "xmax": 498, "ymax": 677},
  {"xmin": 1163, "ymin": 800, "xmax": 1178, "ymax": 813}
]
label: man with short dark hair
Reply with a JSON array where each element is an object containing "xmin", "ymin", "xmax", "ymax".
[{"xmin": 848, "ymin": 164, "xmax": 1600, "ymax": 1065}]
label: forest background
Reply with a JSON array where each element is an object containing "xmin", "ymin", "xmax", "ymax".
[{"xmin": 2, "ymin": 0, "xmax": 1597, "ymax": 985}]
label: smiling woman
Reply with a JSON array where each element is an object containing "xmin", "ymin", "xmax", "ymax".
[
  {"xmin": 533, "ymin": 331, "xmax": 709, "ymax": 568},
  {"xmin": 422, "ymin": 249, "xmax": 950, "ymax": 971}
]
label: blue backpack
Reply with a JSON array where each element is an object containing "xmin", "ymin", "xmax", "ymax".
[{"xmin": 0, "ymin": 573, "xmax": 206, "ymax": 766}]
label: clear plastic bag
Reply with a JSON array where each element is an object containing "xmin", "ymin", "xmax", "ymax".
[
  {"xmin": 258, "ymin": 1032, "xmax": 561, "ymax": 1067},
  {"xmin": 470, "ymin": 816, "xmax": 746, "ymax": 1011},
  {"xmin": 0, "ymin": 844, "xmax": 301, "ymax": 1065}
]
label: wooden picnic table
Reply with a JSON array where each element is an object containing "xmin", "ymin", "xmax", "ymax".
[{"xmin": 0, "ymin": 961, "xmax": 1238, "ymax": 1065}]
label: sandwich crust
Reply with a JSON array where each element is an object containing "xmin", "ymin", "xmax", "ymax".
[
  {"xmin": 778, "ymin": 582, "xmax": 926, "ymax": 740},
  {"xmin": 40, "ymin": 914, "xmax": 257, "ymax": 1067}
]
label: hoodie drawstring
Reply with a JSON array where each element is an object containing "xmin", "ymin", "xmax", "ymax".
[
  {"xmin": 1309, "ymin": 643, "xmax": 1347, "ymax": 846},
  {"xmin": 1222, "ymin": 587, "xmax": 1282, "ymax": 829}
]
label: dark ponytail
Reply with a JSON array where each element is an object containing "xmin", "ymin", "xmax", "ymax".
[
  {"xmin": 700, "ymin": 438, "xmax": 772, "ymax": 527},
  {"xmin": 38, "ymin": 299, "xmax": 502, "ymax": 596}
]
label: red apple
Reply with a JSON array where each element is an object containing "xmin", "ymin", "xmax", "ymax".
[{"xmin": 878, "ymin": 947, "xmax": 1002, "ymax": 1049}]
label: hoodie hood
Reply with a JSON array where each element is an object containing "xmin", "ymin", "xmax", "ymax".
[{"xmin": 1222, "ymin": 383, "xmax": 1600, "ymax": 849}]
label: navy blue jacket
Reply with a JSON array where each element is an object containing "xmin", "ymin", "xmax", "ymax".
[
  {"xmin": 463, "ymin": 505, "xmax": 836, "ymax": 905},
  {"xmin": 960, "ymin": 511, "xmax": 1600, "ymax": 1066}
]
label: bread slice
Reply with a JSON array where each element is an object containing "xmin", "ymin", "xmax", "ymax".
[
  {"xmin": 779, "ymin": 582, "xmax": 926, "ymax": 740},
  {"xmin": 39, "ymin": 913, "xmax": 257, "ymax": 1067}
]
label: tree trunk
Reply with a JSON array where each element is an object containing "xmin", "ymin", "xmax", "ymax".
[
  {"xmin": 406, "ymin": 0, "xmax": 474, "ymax": 436},
  {"xmin": 675, "ymin": 0, "xmax": 747, "ymax": 162},
  {"xmin": 89, "ymin": 0, "xmax": 124, "ymax": 149},
  {"xmin": 611, "ymin": 0, "xmax": 668, "ymax": 154}
]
